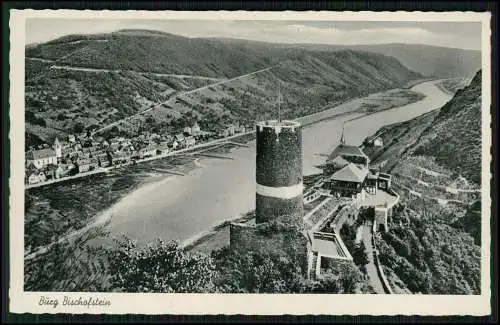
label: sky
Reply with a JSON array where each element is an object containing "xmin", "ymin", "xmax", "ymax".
[{"xmin": 25, "ymin": 19, "xmax": 482, "ymax": 50}]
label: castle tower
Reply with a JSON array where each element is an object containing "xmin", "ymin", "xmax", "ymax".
[{"xmin": 255, "ymin": 120, "xmax": 303, "ymax": 223}]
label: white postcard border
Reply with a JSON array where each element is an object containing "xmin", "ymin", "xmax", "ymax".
[{"xmin": 8, "ymin": 9, "xmax": 492, "ymax": 315}]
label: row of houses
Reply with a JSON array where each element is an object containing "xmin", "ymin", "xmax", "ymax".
[
  {"xmin": 24, "ymin": 119, "xmax": 252, "ymax": 185},
  {"xmin": 217, "ymin": 123, "xmax": 247, "ymax": 138},
  {"xmin": 24, "ymin": 132, "xmax": 199, "ymax": 185}
]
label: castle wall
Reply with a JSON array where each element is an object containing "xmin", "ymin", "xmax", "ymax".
[{"xmin": 229, "ymin": 221, "xmax": 308, "ymax": 271}]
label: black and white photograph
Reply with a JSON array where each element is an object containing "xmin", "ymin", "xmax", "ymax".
[{"xmin": 7, "ymin": 10, "xmax": 492, "ymax": 315}]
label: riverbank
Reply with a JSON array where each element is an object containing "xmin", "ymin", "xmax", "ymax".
[
  {"xmin": 182, "ymin": 174, "xmax": 321, "ymax": 254},
  {"xmin": 297, "ymin": 87, "xmax": 428, "ymax": 128},
  {"xmin": 401, "ymin": 77, "xmax": 435, "ymax": 89},
  {"xmin": 25, "ymin": 155, "xmax": 198, "ymax": 253},
  {"xmin": 175, "ymin": 81, "xmax": 449, "ymax": 254},
  {"xmin": 24, "ymin": 80, "xmax": 435, "ymax": 256},
  {"xmin": 25, "ymin": 129, "xmax": 256, "ymax": 190},
  {"xmin": 435, "ymin": 77, "xmax": 470, "ymax": 96}
]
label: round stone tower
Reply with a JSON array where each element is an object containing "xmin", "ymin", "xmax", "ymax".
[{"xmin": 255, "ymin": 120, "xmax": 303, "ymax": 223}]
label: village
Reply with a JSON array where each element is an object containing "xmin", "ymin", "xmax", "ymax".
[{"xmin": 25, "ymin": 121, "xmax": 249, "ymax": 186}]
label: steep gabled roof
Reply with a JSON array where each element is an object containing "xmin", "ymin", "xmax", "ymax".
[
  {"xmin": 327, "ymin": 144, "xmax": 367, "ymax": 163},
  {"xmin": 26, "ymin": 148, "xmax": 57, "ymax": 160},
  {"xmin": 328, "ymin": 155, "xmax": 350, "ymax": 168},
  {"xmin": 330, "ymin": 163, "xmax": 369, "ymax": 183},
  {"xmin": 25, "ymin": 163, "xmax": 39, "ymax": 175}
]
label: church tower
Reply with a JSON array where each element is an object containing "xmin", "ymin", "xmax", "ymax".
[{"xmin": 54, "ymin": 137, "xmax": 62, "ymax": 161}]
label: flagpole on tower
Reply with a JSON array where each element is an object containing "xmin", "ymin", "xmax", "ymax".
[
  {"xmin": 340, "ymin": 123, "xmax": 346, "ymax": 145},
  {"xmin": 278, "ymin": 81, "xmax": 281, "ymax": 122}
]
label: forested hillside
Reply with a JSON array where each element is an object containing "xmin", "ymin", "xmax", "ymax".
[
  {"xmin": 413, "ymin": 71, "xmax": 482, "ymax": 184},
  {"xmin": 25, "ymin": 29, "xmax": 422, "ymax": 148},
  {"xmin": 362, "ymin": 70, "xmax": 482, "ymax": 294}
]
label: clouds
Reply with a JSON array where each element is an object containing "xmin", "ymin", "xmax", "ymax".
[{"xmin": 25, "ymin": 19, "xmax": 481, "ymax": 50}]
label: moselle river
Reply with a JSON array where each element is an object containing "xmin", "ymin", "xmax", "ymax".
[{"xmin": 104, "ymin": 80, "xmax": 452, "ymax": 245}]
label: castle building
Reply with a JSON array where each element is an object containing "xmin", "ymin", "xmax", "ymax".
[
  {"xmin": 324, "ymin": 144, "xmax": 369, "ymax": 174},
  {"xmin": 324, "ymin": 163, "xmax": 369, "ymax": 197}
]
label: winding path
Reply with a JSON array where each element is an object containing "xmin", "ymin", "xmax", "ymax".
[
  {"xmin": 361, "ymin": 223, "xmax": 386, "ymax": 294},
  {"xmin": 48, "ymin": 64, "xmax": 224, "ymax": 81}
]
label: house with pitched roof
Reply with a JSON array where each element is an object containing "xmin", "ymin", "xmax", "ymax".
[
  {"xmin": 326, "ymin": 143, "xmax": 370, "ymax": 170},
  {"xmin": 175, "ymin": 134, "xmax": 186, "ymax": 148},
  {"xmin": 26, "ymin": 148, "xmax": 58, "ymax": 169},
  {"xmin": 185, "ymin": 136, "xmax": 196, "ymax": 148},
  {"xmin": 76, "ymin": 158, "xmax": 91, "ymax": 173},
  {"xmin": 191, "ymin": 123, "xmax": 201, "ymax": 137},
  {"xmin": 324, "ymin": 163, "xmax": 369, "ymax": 197},
  {"xmin": 27, "ymin": 171, "xmax": 46, "ymax": 185},
  {"xmin": 137, "ymin": 145, "xmax": 157, "ymax": 159},
  {"xmin": 89, "ymin": 157, "xmax": 99, "ymax": 170},
  {"xmin": 322, "ymin": 155, "xmax": 350, "ymax": 176},
  {"xmin": 157, "ymin": 141, "xmax": 170, "ymax": 154},
  {"xmin": 183, "ymin": 126, "xmax": 192, "ymax": 135},
  {"xmin": 98, "ymin": 153, "xmax": 111, "ymax": 167}
]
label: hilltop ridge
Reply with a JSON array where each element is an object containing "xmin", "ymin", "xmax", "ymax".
[
  {"xmin": 212, "ymin": 38, "xmax": 481, "ymax": 78},
  {"xmin": 25, "ymin": 30, "xmax": 423, "ymax": 148}
]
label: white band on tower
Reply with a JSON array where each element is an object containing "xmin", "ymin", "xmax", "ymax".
[{"xmin": 256, "ymin": 182, "xmax": 303, "ymax": 199}]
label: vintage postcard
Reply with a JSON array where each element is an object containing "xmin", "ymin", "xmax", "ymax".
[{"xmin": 8, "ymin": 10, "xmax": 492, "ymax": 315}]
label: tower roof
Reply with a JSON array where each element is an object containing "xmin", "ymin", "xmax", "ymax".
[{"xmin": 256, "ymin": 120, "xmax": 300, "ymax": 128}]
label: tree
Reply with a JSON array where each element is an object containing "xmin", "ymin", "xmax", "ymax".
[
  {"xmin": 36, "ymin": 117, "xmax": 47, "ymax": 127},
  {"xmin": 24, "ymin": 227, "xmax": 109, "ymax": 292},
  {"xmin": 340, "ymin": 223, "xmax": 356, "ymax": 252},
  {"xmin": 352, "ymin": 242, "xmax": 369, "ymax": 267},
  {"xmin": 107, "ymin": 236, "xmax": 218, "ymax": 293},
  {"xmin": 313, "ymin": 262, "xmax": 363, "ymax": 293},
  {"xmin": 213, "ymin": 247, "xmax": 307, "ymax": 293},
  {"xmin": 73, "ymin": 122, "xmax": 85, "ymax": 134}
]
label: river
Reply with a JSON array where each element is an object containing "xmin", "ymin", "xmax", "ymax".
[{"xmin": 104, "ymin": 80, "xmax": 452, "ymax": 246}]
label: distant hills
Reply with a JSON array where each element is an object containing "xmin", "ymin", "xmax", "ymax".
[
  {"xmin": 25, "ymin": 29, "xmax": 424, "ymax": 148},
  {"xmin": 350, "ymin": 44, "xmax": 480, "ymax": 79},
  {"xmin": 26, "ymin": 30, "xmax": 430, "ymax": 79},
  {"xmin": 296, "ymin": 43, "xmax": 480, "ymax": 79},
  {"xmin": 214, "ymin": 38, "xmax": 481, "ymax": 79}
]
